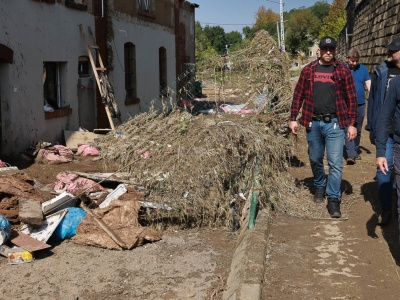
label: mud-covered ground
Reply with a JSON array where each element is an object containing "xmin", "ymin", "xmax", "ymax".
[
  {"xmin": 262, "ymin": 127, "xmax": 400, "ymax": 299},
  {"xmin": 0, "ymin": 156, "xmax": 237, "ymax": 300}
]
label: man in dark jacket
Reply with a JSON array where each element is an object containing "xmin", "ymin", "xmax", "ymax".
[
  {"xmin": 376, "ymin": 75, "xmax": 400, "ymax": 239},
  {"xmin": 289, "ymin": 36, "xmax": 357, "ymax": 218},
  {"xmin": 366, "ymin": 37, "xmax": 400, "ymax": 225}
]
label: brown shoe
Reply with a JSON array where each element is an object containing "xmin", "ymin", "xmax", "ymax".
[{"xmin": 378, "ymin": 209, "xmax": 392, "ymax": 226}]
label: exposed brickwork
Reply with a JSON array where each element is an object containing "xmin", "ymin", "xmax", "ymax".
[{"xmin": 338, "ymin": 0, "xmax": 400, "ymax": 72}]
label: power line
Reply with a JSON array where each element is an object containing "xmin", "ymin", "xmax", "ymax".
[{"xmin": 198, "ymin": 21, "xmax": 254, "ymax": 26}]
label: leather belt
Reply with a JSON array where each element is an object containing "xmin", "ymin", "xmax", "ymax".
[{"xmin": 312, "ymin": 113, "xmax": 337, "ymax": 122}]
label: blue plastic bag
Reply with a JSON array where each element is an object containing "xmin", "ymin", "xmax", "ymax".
[
  {"xmin": 50, "ymin": 208, "xmax": 86, "ymax": 241},
  {"xmin": 0, "ymin": 214, "xmax": 11, "ymax": 245}
]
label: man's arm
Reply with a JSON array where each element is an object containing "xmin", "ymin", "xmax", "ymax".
[{"xmin": 365, "ymin": 79, "xmax": 371, "ymax": 92}]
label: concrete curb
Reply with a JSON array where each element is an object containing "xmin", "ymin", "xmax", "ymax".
[{"xmin": 223, "ymin": 208, "xmax": 270, "ymax": 300}]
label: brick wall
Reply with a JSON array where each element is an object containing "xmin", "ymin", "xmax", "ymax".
[{"xmin": 338, "ymin": 0, "xmax": 400, "ymax": 72}]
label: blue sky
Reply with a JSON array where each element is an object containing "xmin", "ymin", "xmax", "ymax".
[{"xmin": 195, "ymin": 0, "xmax": 333, "ymax": 34}]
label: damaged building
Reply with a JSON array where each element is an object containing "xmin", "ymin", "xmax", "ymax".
[{"xmin": 0, "ymin": 0, "xmax": 198, "ymax": 157}]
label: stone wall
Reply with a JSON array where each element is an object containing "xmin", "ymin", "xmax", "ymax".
[{"xmin": 338, "ymin": 0, "xmax": 400, "ymax": 72}]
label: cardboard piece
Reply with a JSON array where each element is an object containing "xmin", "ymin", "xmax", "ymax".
[
  {"xmin": 64, "ymin": 130, "xmax": 100, "ymax": 150},
  {"xmin": 20, "ymin": 209, "xmax": 68, "ymax": 243}
]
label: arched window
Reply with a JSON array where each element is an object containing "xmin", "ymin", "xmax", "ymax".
[{"xmin": 124, "ymin": 42, "xmax": 137, "ymax": 99}]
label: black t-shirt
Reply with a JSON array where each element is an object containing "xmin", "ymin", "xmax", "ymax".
[{"xmin": 313, "ymin": 63, "xmax": 335, "ymax": 115}]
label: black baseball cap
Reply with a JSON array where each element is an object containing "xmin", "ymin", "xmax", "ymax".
[
  {"xmin": 319, "ymin": 36, "xmax": 337, "ymax": 49},
  {"xmin": 385, "ymin": 38, "xmax": 400, "ymax": 51}
]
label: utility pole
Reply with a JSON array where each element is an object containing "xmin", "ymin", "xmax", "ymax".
[
  {"xmin": 280, "ymin": 0, "xmax": 285, "ymax": 52},
  {"xmin": 276, "ymin": 22, "xmax": 281, "ymax": 49}
]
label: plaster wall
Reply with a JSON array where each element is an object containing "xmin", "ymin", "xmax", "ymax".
[
  {"xmin": 0, "ymin": 1, "xmax": 95, "ymax": 156},
  {"xmin": 109, "ymin": 19, "xmax": 177, "ymax": 118}
]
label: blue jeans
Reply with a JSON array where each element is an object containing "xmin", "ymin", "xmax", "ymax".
[
  {"xmin": 306, "ymin": 118, "xmax": 345, "ymax": 199},
  {"xmin": 345, "ymin": 104, "xmax": 365, "ymax": 158},
  {"xmin": 377, "ymin": 136, "xmax": 394, "ymax": 210}
]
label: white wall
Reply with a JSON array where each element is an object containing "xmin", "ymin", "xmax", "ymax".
[
  {"xmin": 0, "ymin": 1, "xmax": 95, "ymax": 156},
  {"xmin": 109, "ymin": 19, "xmax": 176, "ymax": 119}
]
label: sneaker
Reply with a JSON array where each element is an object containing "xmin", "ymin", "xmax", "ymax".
[
  {"xmin": 378, "ymin": 209, "xmax": 392, "ymax": 226},
  {"xmin": 314, "ymin": 188, "xmax": 325, "ymax": 203},
  {"xmin": 346, "ymin": 157, "xmax": 356, "ymax": 165},
  {"xmin": 327, "ymin": 198, "xmax": 341, "ymax": 218}
]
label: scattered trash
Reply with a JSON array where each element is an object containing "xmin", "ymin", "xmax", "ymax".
[
  {"xmin": 41, "ymin": 192, "xmax": 76, "ymax": 215},
  {"xmin": 99, "ymin": 184, "xmax": 127, "ymax": 208},
  {"xmin": 76, "ymin": 144, "xmax": 99, "ymax": 156},
  {"xmin": 0, "ymin": 214, "xmax": 11, "ymax": 245},
  {"xmin": 0, "ymin": 245, "xmax": 34, "ymax": 265},
  {"xmin": 50, "ymin": 208, "xmax": 86, "ymax": 241},
  {"xmin": 20, "ymin": 209, "xmax": 68, "ymax": 243}
]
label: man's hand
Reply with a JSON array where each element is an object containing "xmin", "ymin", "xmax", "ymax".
[
  {"xmin": 347, "ymin": 125, "xmax": 357, "ymax": 141},
  {"xmin": 289, "ymin": 121, "xmax": 298, "ymax": 135},
  {"xmin": 376, "ymin": 157, "xmax": 389, "ymax": 175}
]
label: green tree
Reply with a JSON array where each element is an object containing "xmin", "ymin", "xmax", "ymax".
[
  {"xmin": 225, "ymin": 31, "xmax": 243, "ymax": 51},
  {"xmin": 319, "ymin": 0, "xmax": 346, "ymax": 39},
  {"xmin": 285, "ymin": 9, "xmax": 321, "ymax": 55},
  {"xmin": 195, "ymin": 22, "xmax": 217, "ymax": 62},
  {"xmin": 242, "ymin": 26, "xmax": 256, "ymax": 40},
  {"xmin": 310, "ymin": 1, "xmax": 330, "ymax": 20},
  {"xmin": 203, "ymin": 25, "xmax": 227, "ymax": 55}
]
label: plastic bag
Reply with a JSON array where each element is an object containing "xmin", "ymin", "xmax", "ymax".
[
  {"xmin": 0, "ymin": 214, "xmax": 11, "ymax": 245},
  {"xmin": 50, "ymin": 208, "xmax": 86, "ymax": 241}
]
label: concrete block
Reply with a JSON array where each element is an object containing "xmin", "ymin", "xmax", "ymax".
[{"xmin": 19, "ymin": 198, "xmax": 43, "ymax": 226}]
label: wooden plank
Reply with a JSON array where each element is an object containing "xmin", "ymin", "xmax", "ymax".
[
  {"xmin": 64, "ymin": 130, "xmax": 100, "ymax": 150},
  {"xmin": 9, "ymin": 230, "xmax": 51, "ymax": 252}
]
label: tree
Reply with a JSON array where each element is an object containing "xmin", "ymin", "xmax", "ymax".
[
  {"xmin": 203, "ymin": 25, "xmax": 227, "ymax": 55},
  {"xmin": 310, "ymin": 1, "xmax": 330, "ymax": 20},
  {"xmin": 254, "ymin": 6, "xmax": 279, "ymax": 31},
  {"xmin": 285, "ymin": 9, "xmax": 321, "ymax": 55},
  {"xmin": 195, "ymin": 22, "xmax": 218, "ymax": 62},
  {"xmin": 242, "ymin": 26, "xmax": 256, "ymax": 40},
  {"xmin": 225, "ymin": 31, "xmax": 243, "ymax": 51},
  {"xmin": 319, "ymin": 0, "xmax": 347, "ymax": 39}
]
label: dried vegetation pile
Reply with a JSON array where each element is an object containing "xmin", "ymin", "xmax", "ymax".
[{"xmin": 98, "ymin": 31, "xmax": 303, "ymax": 229}]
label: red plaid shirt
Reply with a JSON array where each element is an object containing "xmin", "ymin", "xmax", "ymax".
[{"xmin": 290, "ymin": 60, "xmax": 357, "ymax": 129}]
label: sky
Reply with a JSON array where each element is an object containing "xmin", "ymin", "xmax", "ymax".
[{"xmin": 195, "ymin": 0, "xmax": 333, "ymax": 34}]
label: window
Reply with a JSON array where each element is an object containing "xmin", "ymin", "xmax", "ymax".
[
  {"xmin": 124, "ymin": 43, "xmax": 137, "ymax": 100},
  {"xmin": 43, "ymin": 62, "xmax": 68, "ymax": 109},
  {"xmin": 138, "ymin": 0, "xmax": 155, "ymax": 13},
  {"xmin": 159, "ymin": 47, "xmax": 167, "ymax": 96},
  {"xmin": 78, "ymin": 56, "xmax": 90, "ymax": 78}
]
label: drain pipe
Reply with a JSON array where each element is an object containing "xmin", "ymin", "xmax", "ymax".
[{"xmin": 248, "ymin": 157, "xmax": 259, "ymax": 229}]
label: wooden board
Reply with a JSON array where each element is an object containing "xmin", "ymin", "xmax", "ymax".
[
  {"xmin": 9, "ymin": 230, "xmax": 51, "ymax": 252},
  {"xmin": 64, "ymin": 130, "xmax": 101, "ymax": 150}
]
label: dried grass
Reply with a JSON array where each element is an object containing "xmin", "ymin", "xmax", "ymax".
[{"xmin": 97, "ymin": 30, "xmax": 336, "ymax": 229}]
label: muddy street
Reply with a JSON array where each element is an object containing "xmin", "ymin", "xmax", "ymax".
[{"xmin": 263, "ymin": 127, "xmax": 400, "ymax": 299}]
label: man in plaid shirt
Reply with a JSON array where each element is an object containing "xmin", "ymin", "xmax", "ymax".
[{"xmin": 289, "ymin": 36, "xmax": 358, "ymax": 218}]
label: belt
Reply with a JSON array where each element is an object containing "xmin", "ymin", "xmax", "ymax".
[
  {"xmin": 312, "ymin": 113, "xmax": 337, "ymax": 121},
  {"xmin": 358, "ymin": 103, "xmax": 365, "ymax": 106}
]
